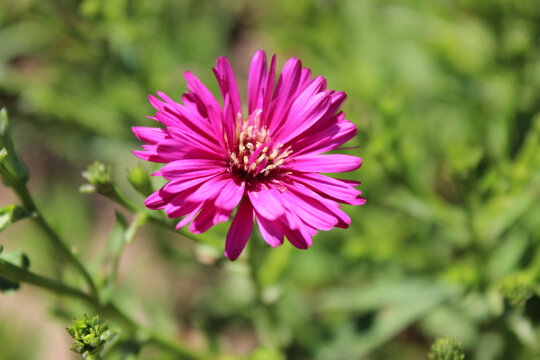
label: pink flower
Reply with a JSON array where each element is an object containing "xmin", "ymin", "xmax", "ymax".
[{"xmin": 133, "ymin": 51, "xmax": 365, "ymax": 260}]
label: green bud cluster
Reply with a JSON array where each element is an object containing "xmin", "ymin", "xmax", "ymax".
[
  {"xmin": 498, "ymin": 272, "xmax": 534, "ymax": 307},
  {"xmin": 67, "ymin": 315, "xmax": 115, "ymax": 359},
  {"xmin": 428, "ymin": 337, "xmax": 465, "ymax": 360},
  {"xmin": 81, "ymin": 162, "xmax": 114, "ymax": 196}
]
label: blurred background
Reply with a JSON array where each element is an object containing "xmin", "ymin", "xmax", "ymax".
[{"xmin": 1, "ymin": 0, "xmax": 540, "ymax": 359}]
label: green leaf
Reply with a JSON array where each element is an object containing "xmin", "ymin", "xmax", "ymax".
[
  {"xmin": 507, "ymin": 312, "xmax": 538, "ymax": 350},
  {"xmin": 315, "ymin": 280, "xmax": 460, "ymax": 359},
  {"xmin": 474, "ymin": 187, "xmax": 538, "ymax": 245},
  {"xmin": 0, "ymin": 247, "xmax": 30, "ymax": 293},
  {"xmin": 0, "ymin": 147, "xmax": 6, "ymax": 163},
  {"xmin": 0, "ymin": 204, "xmax": 29, "ymax": 232},
  {"xmin": 486, "ymin": 230, "xmax": 529, "ymax": 281},
  {"xmin": 249, "ymin": 347, "xmax": 286, "ymax": 360}
]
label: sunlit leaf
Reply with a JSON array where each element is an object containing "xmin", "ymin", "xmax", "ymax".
[
  {"xmin": 0, "ymin": 247, "xmax": 30, "ymax": 293},
  {"xmin": 0, "ymin": 204, "xmax": 29, "ymax": 232}
]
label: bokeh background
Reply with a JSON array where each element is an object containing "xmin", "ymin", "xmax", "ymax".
[{"xmin": 1, "ymin": 0, "xmax": 540, "ymax": 359}]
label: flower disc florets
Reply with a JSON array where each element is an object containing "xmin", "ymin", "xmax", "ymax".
[
  {"xmin": 133, "ymin": 50, "xmax": 365, "ymax": 260},
  {"xmin": 229, "ymin": 110, "xmax": 291, "ymax": 181}
]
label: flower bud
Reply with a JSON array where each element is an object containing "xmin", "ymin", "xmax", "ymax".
[
  {"xmin": 81, "ymin": 162, "xmax": 114, "ymax": 196},
  {"xmin": 127, "ymin": 164, "xmax": 153, "ymax": 197},
  {"xmin": 67, "ymin": 314, "xmax": 115, "ymax": 359},
  {"xmin": 428, "ymin": 337, "xmax": 465, "ymax": 360}
]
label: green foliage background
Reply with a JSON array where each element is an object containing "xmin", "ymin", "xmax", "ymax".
[{"xmin": 1, "ymin": 0, "xmax": 540, "ymax": 359}]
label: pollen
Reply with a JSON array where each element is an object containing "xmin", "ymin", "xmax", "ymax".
[{"xmin": 228, "ymin": 110, "xmax": 291, "ymax": 179}]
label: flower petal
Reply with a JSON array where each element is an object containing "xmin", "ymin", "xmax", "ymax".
[
  {"xmin": 283, "ymin": 216, "xmax": 315, "ymax": 249},
  {"xmin": 132, "ymin": 127, "xmax": 169, "ymax": 144},
  {"xmin": 288, "ymin": 172, "xmax": 364, "ymax": 205},
  {"xmin": 284, "ymin": 154, "xmax": 362, "ymax": 173},
  {"xmin": 275, "ymin": 91, "xmax": 331, "ymax": 145},
  {"xmin": 248, "ymin": 50, "xmax": 267, "ymax": 114},
  {"xmin": 256, "ymin": 215, "xmax": 284, "ymax": 248},
  {"xmin": 214, "ymin": 177, "xmax": 245, "ymax": 211},
  {"xmin": 175, "ymin": 202, "xmax": 204, "ymax": 230},
  {"xmin": 184, "ymin": 173, "xmax": 235, "ymax": 204},
  {"xmin": 214, "ymin": 56, "xmax": 242, "ymax": 117},
  {"xmin": 190, "ymin": 203, "xmax": 231, "ymax": 234},
  {"xmin": 267, "ymin": 57, "xmax": 303, "ymax": 132},
  {"xmin": 248, "ymin": 185, "xmax": 285, "ymax": 220},
  {"xmin": 225, "ymin": 198, "xmax": 254, "ymax": 260},
  {"xmin": 278, "ymin": 187, "xmax": 338, "ymax": 231}
]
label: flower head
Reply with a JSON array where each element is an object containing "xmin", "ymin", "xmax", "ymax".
[{"xmin": 133, "ymin": 51, "xmax": 365, "ymax": 260}]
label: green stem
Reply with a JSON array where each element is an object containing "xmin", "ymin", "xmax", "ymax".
[
  {"xmin": 106, "ymin": 184, "xmax": 201, "ymax": 244},
  {"xmin": 10, "ymin": 181, "xmax": 99, "ymax": 296},
  {"xmin": 249, "ymin": 231, "xmax": 264, "ymax": 303},
  {"xmin": 33, "ymin": 213, "xmax": 99, "ymax": 296},
  {"xmin": 147, "ymin": 332, "xmax": 203, "ymax": 360},
  {"xmin": 247, "ymin": 231, "xmax": 282, "ymax": 348},
  {"xmin": 0, "ymin": 259, "xmax": 205, "ymax": 360},
  {"xmin": 0, "ymin": 257, "xmax": 94, "ymax": 303}
]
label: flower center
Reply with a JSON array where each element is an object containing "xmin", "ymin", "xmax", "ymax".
[{"xmin": 228, "ymin": 109, "xmax": 291, "ymax": 180}]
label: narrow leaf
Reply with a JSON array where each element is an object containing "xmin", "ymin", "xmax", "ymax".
[
  {"xmin": 0, "ymin": 249, "xmax": 30, "ymax": 293},
  {"xmin": 0, "ymin": 204, "xmax": 29, "ymax": 232}
]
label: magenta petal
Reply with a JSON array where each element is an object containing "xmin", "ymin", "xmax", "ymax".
[
  {"xmin": 167, "ymin": 126, "xmax": 224, "ymax": 156},
  {"xmin": 222, "ymin": 94, "xmax": 236, "ymax": 151},
  {"xmin": 276, "ymin": 91, "xmax": 331, "ymax": 144},
  {"xmin": 256, "ymin": 214, "xmax": 284, "ymax": 248},
  {"xmin": 279, "ymin": 189, "xmax": 338, "ymax": 231},
  {"xmin": 158, "ymin": 159, "xmax": 226, "ymax": 175},
  {"xmin": 162, "ymin": 172, "xmax": 223, "ymax": 194},
  {"xmin": 288, "ymin": 172, "xmax": 363, "ymax": 204},
  {"xmin": 190, "ymin": 203, "xmax": 230, "ymax": 234},
  {"xmin": 175, "ymin": 202, "xmax": 204, "ymax": 230},
  {"xmin": 145, "ymin": 190, "xmax": 172, "ymax": 210},
  {"xmin": 133, "ymin": 149, "xmax": 166, "ymax": 163},
  {"xmin": 248, "ymin": 186, "xmax": 285, "ymax": 220},
  {"xmin": 283, "ymin": 219, "xmax": 314, "ymax": 249},
  {"xmin": 285, "ymin": 154, "xmax": 362, "ymax": 173},
  {"xmin": 214, "ymin": 57, "xmax": 242, "ymax": 117},
  {"xmin": 184, "ymin": 173, "xmax": 232, "ymax": 204},
  {"xmin": 294, "ymin": 117, "xmax": 358, "ymax": 156},
  {"xmin": 262, "ymin": 55, "xmax": 276, "ymax": 118},
  {"xmin": 267, "ymin": 57, "xmax": 303, "ymax": 132},
  {"xmin": 214, "ymin": 178, "xmax": 245, "ymax": 211},
  {"xmin": 184, "ymin": 71, "xmax": 223, "ymax": 131},
  {"xmin": 286, "ymin": 183, "xmax": 352, "ymax": 229},
  {"xmin": 248, "ymin": 50, "xmax": 267, "ymax": 114},
  {"xmin": 184, "ymin": 71, "xmax": 221, "ymax": 110},
  {"xmin": 132, "ymin": 127, "xmax": 169, "ymax": 144},
  {"xmin": 225, "ymin": 198, "xmax": 254, "ymax": 260}
]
